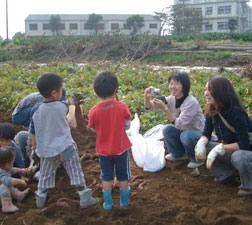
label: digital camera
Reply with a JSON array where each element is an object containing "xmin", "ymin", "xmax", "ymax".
[{"xmin": 151, "ymin": 88, "xmax": 161, "ymax": 96}]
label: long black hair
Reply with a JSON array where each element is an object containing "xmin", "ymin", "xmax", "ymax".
[{"xmin": 205, "ymin": 76, "xmax": 244, "ymax": 117}]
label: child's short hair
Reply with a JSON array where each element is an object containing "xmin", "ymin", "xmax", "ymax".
[
  {"xmin": 37, "ymin": 72, "xmax": 63, "ymax": 98},
  {"xmin": 93, "ymin": 71, "xmax": 118, "ymax": 98},
  {"xmin": 0, "ymin": 122, "xmax": 15, "ymax": 140},
  {"xmin": 0, "ymin": 146, "xmax": 15, "ymax": 166}
]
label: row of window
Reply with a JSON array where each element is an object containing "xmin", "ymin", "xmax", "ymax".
[
  {"xmin": 198, "ymin": 5, "xmax": 232, "ymax": 16},
  {"xmin": 29, "ymin": 23, "xmax": 158, "ymax": 31},
  {"xmin": 205, "ymin": 21, "xmax": 229, "ymax": 31}
]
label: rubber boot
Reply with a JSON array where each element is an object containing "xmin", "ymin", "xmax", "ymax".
[
  {"xmin": 102, "ymin": 190, "xmax": 113, "ymax": 210},
  {"xmin": 78, "ymin": 188, "xmax": 97, "ymax": 209},
  {"xmin": 35, "ymin": 190, "xmax": 47, "ymax": 209},
  {"xmin": 1, "ymin": 197, "xmax": 19, "ymax": 213},
  {"xmin": 10, "ymin": 187, "xmax": 30, "ymax": 202},
  {"xmin": 120, "ymin": 186, "xmax": 130, "ymax": 207}
]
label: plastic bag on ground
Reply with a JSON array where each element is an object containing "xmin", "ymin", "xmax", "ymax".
[{"xmin": 128, "ymin": 113, "xmax": 166, "ymax": 172}]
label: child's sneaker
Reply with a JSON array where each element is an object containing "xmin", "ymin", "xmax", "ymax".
[
  {"xmin": 35, "ymin": 191, "xmax": 47, "ymax": 209},
  {"xmin": 78, "ymin": 188, "xmax": 97, "ymax": 209}
]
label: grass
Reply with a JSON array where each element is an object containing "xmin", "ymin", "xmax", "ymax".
[{"xmin": 145, "ymin": 51, "xmax": 234, "ymax": 64}]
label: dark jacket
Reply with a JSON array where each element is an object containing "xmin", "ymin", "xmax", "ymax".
[{"xmin": 203, "ymin": 108, "xmax": 252, "ymax": 150}]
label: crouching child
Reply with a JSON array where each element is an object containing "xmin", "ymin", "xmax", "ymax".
[{"xmin": 0, "ymin": 146, "xmax": 30, "ymax": 213}]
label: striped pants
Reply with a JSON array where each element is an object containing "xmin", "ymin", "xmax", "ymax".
[{"xmin": 38, "ymin": 143, "xmax": 86, "ymax": 189}]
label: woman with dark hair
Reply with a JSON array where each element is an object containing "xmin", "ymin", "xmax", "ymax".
[
  {"xmin": 185, "ymin": 75, "xmax": 252, "ymax": 196},
  {"xmin": 144, "ymin": 72, "xmax": 205, "ymax": 168}
]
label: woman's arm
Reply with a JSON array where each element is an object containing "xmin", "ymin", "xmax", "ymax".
[{"xmin": 223, "ymin": 143, "xmax": 240, "ymax": 153}]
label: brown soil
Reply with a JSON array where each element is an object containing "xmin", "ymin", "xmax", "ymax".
[{"xmin": 1, "ymin": 111, "xmax": 252, "ymax": 225}]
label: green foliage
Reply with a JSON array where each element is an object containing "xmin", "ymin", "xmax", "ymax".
[
  {"xmin": 125, "ymin": 15, "xmax": 145, "ymax": 36},
  {"xmin": 84, "ymin": 14, "xmax": 103, "ymax": 33},
  {"xmin": 12, "ymin": 32, "xmax": 29, "ymax": 46},
  {"xmin": 169, "ymin": 32, "xmax": 252, "ymax": 42},
  {"xmin": 49, "ymin": 15, "xmax": 62, "ymax": 36},
  {"xmin": 228, "ymin": 19, "xmax": 238, "ymax": 32},
  {"xmin": 0, "ymin": 64, "xmax": 251, "ymax": 132},
  {"xmin": 146, "ymin": 51, "xmax": 233, "ymax": 64}
]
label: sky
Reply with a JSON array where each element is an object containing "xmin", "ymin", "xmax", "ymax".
[{"xmin": 0, "ymin": 0, "xmax": 170, "ymax": 39}]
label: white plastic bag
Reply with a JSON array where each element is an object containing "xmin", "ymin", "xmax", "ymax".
[
  {"xmin": 128, "ymin": 113, "xmax": 166, "ymax": 172},
  {"xmin": 129, "ymin": 134, "xmax": 146, "ymax": 168},
  {"xmin": 126, "ymin": 113, "xmax": 140, "ymax": 136},
  {"xmin": 143, "ymin": 124, "xmax": 165, "ymax": 140},
  {"xmin": 143, "ymin": 139, "xmax": 165, "ymax": 172}
]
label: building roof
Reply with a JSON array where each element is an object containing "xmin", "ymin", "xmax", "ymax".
[{"xmin": 25, "ymin": 14, "xmax": 160, "ymax": 22}]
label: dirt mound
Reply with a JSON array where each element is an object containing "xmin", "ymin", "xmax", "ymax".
[{"xmin": 1, "ymin": 111, "xmax": 252, "ymax": 225}]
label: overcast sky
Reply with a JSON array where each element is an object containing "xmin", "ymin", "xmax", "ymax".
[{"xmin": 0, "ymin": 0, "xmax": 169, "ymax": 39}]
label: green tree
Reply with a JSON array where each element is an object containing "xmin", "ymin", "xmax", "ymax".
[
  {"xmin": 0, "ymin": 36, "xmax": 3, "ymax": 42},
  {"xmin": 85, "ymin": 14, "xmax": 103, "ymax": 33},
  {"xmin": 125, "ymin": 15, "xmax": 145, "ymax": 35},
  {"xmin": 171, "ymin": 4, "xmax": 203, "ymax": 35},
  {"xmin": 12, "ymin": 32, "xmax": 25, "ymax": 41},
  {"xmin": 49, "ymin": 15, "xmax": 62, "ymax": 36},
  {"xmin": 228, "ymin": 18, "xmax": 238, "ymax": 32}
]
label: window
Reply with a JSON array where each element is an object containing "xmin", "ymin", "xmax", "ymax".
[
  {"xmin": 111, "ymin": 23, "xmax": 119, "ymax": 30},
  {"xmin": 69, "ymin": 23, "xmax": 78, "ymax": 30},
  {"xmin": 149, "ymin": 24, "xmax": 158, "ymax": 29},
  {"xmin": 98, "ymin": 23, "xmax": 105, "ymax": 30},
  {"xmin": 84, "ymin": 24, "xmax": 89, "ymax": 30},
  {"xmin": 218, "ymin": 6, "xmax": 231, "ymax": 15},
  {"xmin": 205, "ymin": 7, "xmax": 213, "ymax": 15},
  {"xmin": 29, "ymin": 24, "xmax": 38, "ymax": 30},
  {"xmin": 217, "ymin": 21, "xmax": 228, "ymax": 30},
  {"xmin": 195, "ymin": 8, "xmax": 202, "ymax": 14},
  {"xmin": 123, "ymin": 23, "xmax": 131, "ymax": 30},
  {"xmin": 205, "ymin": 23, "xmax": 213, "ymax": 31},
  {"xmin": 43, "ymin": 24, "xmax": 50, "ymax": 30},
  {"xmin": 60, "ymin": 24, "xmax": 65, "ymax": 30}
]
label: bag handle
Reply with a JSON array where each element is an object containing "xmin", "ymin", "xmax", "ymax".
[{"xmin": 217, "ymin": 113, "xmax": 235, "ymax": 133}]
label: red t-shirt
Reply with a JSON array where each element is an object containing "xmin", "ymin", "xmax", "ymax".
[{"xmin": 88, "ymin": 100, "xmax": 132, "ymax": 156}]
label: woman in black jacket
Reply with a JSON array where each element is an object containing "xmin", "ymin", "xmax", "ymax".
[{"xmin": 186, "ymin": 75, "xmax": 252, "ymax": 196}]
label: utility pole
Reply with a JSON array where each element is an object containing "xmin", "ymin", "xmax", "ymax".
[
  {"xmin": 6, "ymin": 0, "xmax": 9, "ymax": 40},
  {"xmin": 182, "ymin": 0, "xmax": 185, "ymax": 34}
]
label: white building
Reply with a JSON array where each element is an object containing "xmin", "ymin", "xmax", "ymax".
[
  {"xmin": 25, "ymin": 14, "xmax": 161, "ymax": 37},
  {"xmin": 174, "ymin": 0, "xmax": 252, "ymax": 33}
]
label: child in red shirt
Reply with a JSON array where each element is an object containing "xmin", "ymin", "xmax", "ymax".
[{"xmin": 88, "ymin": 71, "xmax": 132, "ymax": 210}]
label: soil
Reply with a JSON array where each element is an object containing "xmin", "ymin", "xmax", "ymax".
[{"xmin": 1, "ymin": 110, "xmax": 252, "ymax": 225}]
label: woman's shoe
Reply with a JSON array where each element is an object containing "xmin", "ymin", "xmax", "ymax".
[
  {"xmin": 237, "ymin": 189, "xmax": 252, "ymax": 197},
  {"xmin": 165, "ymin": 153, "xmax": 188, "ymax": 161}
]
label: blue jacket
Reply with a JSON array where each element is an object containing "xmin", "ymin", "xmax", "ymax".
[{"xmin": 11, "ymin": 141, "xmax": 25, "ymax": 176}]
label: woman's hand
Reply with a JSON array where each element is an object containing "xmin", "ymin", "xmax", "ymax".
[
  {"xmin": 153, "ymin": 98, "xmax": 166, "ymax": 110},
  {"xmin": 144, "ymin": 86, "xmax": 155, "ymax": 99},
  {"xmin": 206, "ymin": 143, "xmax": 225, "ymax": 169},
  {"xmin": 144, "ymin": 86, "xmax": 155, "ymax": 109}
]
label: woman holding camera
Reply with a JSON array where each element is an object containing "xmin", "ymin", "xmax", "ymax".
[
  {"xmin": 185, "ymin": 76, "xmax": 252, "ymax": 196},
  {"xmin": 144, "ymin": 72, "xmax": 205, "ymax": 168}
]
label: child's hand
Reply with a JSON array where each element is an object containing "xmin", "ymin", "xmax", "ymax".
[
  {"xmin": 22, "ymin": 168, "xmax": 28, "ymax": 174},
  {"xmin": 19, "ymin": 179, "xmax": 27, "ymax": 187},
  {"xmin": 21, "ymin": 176, "xmax": 29, "ymax": 182}
]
